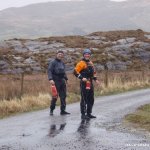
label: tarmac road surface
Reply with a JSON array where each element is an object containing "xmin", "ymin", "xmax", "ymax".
[{"xmin": 0, "ymin": 89, "xmax": 150, "ymax": 150}]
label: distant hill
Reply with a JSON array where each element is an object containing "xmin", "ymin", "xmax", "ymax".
[{"xmin": 0, "ymin": 0, "xmax": 150, "ymax": 40}]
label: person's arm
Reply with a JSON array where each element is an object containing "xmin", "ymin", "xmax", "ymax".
[
  {"xmin": 93, "ymin": 71, "xmax": 97, "ymax": 81},
  {"xmin": 64, "ymin": 73, "xmax": 68, "ymax": 81},
  {"xmin": 92, "ymin": 63, "xmax": 100, "ymax": 85},
  {"xmin": 89, "ymin": 61, "xmax": 97, "ymax": 81},
  {"xmin": 63, "ymin": 63, "xmax": 68, "ymax": 81},
  {"xmin": 48, "ymin": 60, "xmax": 55, "ymax": 84}
]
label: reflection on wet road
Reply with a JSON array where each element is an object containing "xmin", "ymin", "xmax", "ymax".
[
  {"xmin": 49, "ymin": 123, "xmax": 66, "ymax": 137},
  {"xmin": 48, "ymin": 116, "xmax": 66, "ymax": 138},
  {"xmin": 77, "ymin": 119, "xmax": 90, "ymax": 139}
]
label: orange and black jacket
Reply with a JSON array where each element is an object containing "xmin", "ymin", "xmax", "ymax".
[{"xmin": 74, "ymin": 58, "xmax": 97, "ymax": 81}]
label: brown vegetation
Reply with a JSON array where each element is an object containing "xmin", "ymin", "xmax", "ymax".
[
  {"xmin": 0, "ymin": 71, "xmax": 150, "ymax": 100},
  {"xmin": 0, "ymin": 70, "xmax": 150, "ymax": 118},
  {"xmin": 90, "ymin": 29, "xmax": 148, "ymax": 41},
  {"xmin": 39, "ymin": 36, "xmax": 89, "ymax": 48}
]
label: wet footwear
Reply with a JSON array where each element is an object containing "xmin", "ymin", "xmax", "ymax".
[
  {"xmin": 60, "ymin": 111, "xmax": 70, "ymax": 115},
  {"xmin": 50, "ymin": 110, "xmax": 53, "ymax": 116},
  {"xmin": 87, "ymin": 114, "xmax": 96, "ymax": 118},
  {"xmin": 81, "ymin": 114, "xmax": 90, "ymax": 120}
]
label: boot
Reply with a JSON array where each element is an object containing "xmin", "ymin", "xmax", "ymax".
[
  {"xmin": 60, "ymin": 111, "xmax": 70, "ymax": 115},
  {"xmin": 87, "ymin": 114, "xmax": 96, "ymax": 118},
  {"xmin": 81, "ymin": 114, "xmax": 90, "ymax": 120},
  {"xmin": 50, "ymin": 110, "xmax": 53, "ymax": 116}
]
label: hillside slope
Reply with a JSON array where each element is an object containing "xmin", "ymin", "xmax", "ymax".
[{"xmin": 0, "ymin": 30, "xmax": 150, "ymax": 74}]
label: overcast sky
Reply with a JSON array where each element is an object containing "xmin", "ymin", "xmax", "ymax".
[{"xmin": 0, "ymin": 0, "xmax": 127, "ymax": 11}]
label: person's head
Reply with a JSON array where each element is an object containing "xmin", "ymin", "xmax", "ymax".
[
  {"xmin": 83, "ymin": 49, "xmax": 91, "ymax": 60},
  {"xmin": 56, "ymin": 50, "xmax": 64, "ymax": 60}
]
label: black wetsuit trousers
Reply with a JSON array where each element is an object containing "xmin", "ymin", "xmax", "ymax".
[
  {"xmin": 80, "ymin": 81, "xmax": 94, "ymax": 115},
  {"xmin": 50, "ymin": 79, "xmax": 66, "ymax": 112}
]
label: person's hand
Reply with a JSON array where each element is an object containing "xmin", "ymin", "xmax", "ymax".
[
  {"xmin": 82, "ymin": 78, "xmax": 87, "ymax": 82},
  {"xmin": 65, "ymin": 80, "xmax": 68, "ymax": 85},
  {"xmin": 49, "ymin": 80, "xmax": 55, "ymax": 85}
]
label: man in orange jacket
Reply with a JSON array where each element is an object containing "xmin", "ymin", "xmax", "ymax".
[{"xmin": 74, "ymin": 49, "xmax": 100, "ymax": 119}]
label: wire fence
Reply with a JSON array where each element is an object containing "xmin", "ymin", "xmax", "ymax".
[{"xmin": 0, "ymin": 70, "xmax": 150, "ymax": 101}]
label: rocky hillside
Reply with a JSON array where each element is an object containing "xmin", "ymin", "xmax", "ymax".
[{"xmin": 0, "ymin": 30, "xmax": 150, "ymax": 74}]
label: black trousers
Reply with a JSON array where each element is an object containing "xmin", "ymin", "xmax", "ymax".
[
  {"xmin": 50, "ymin": 79, "xmax": 66, "ymax": 112},
  {"xmin": 80, "ymin": 81, "xmax": 94, "ymax": 115}
]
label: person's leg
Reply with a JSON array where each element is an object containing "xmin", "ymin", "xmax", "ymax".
[
  {"xmin": 59, "ymin": 80, "xmax": 70, "ymax": 115},
  {"xmin": 59, "ymin": 80, "xmax": 66, "ymax": 112},
  {"xmin": 80, "ymin": 81, "xmax": 89, "ymax": 119},
  {"xmin": 80, "ymin": 81, "xmax": 86, "ymax": 115},
  {"xmin": 50, "ymin": 97, "xmax": 57, "ymax": 115},
  {"xmin": 87, "ymin": 83, "xmax": 96, "ymax": 118},
  {"xmin": 50, "ymin": 80, "xmax": 59, "ymax": 115}
]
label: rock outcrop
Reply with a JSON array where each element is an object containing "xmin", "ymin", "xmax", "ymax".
[{"xmin": 0, "ymin": 30, "xmax": 150, "ymax": 74}]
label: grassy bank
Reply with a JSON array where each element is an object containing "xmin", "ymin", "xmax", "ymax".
[
  {"xmin": 0, "ymin": 93, "xmax": 50, "ymax": 118},
  {"xmin": 125, "ymin": 104, "xmax": 150, "ymax": 131},
  {"xmin": 0, "ymin": 92, "xmax": 80, "ymax": 119},
  {"xmin": 0, "ymin": 71, "xmax": 150, "ymax": 118},
  {"xmin": 95, "ymin": 77, "xmax": 150, "ymax": 96}
]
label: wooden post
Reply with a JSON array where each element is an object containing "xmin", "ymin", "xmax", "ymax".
[
  {"xmin": 142, "ymin": 69, "xmax": 145, "ymax": 82},
  {"xmin": 104, "ymin": 64, "xmax": 108, "ymax": 88},
  {"xmin": 20, "ymin": 73, "xmax": 24, "ymax": 99}
]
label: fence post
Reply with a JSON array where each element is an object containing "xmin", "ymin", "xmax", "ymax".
[
  {"xmin": 104, "ymin": 64, "xmax": 108, "ymax": 88},
  {"xmin": 20, "ymin": 73, "xmax": 24, "ymax": 99},
  {"xmin": 142, "ymin": 69, "xmax": 145, "ymax": 82}
]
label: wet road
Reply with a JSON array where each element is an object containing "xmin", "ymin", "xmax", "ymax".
[{"xmin": 0, "ymin": 89, "xmax": 150, "ymax": 150}]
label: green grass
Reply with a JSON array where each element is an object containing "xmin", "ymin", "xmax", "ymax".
[{"xmin": 125, "ymin": 104, "xmax": 150, "ymax": 131}]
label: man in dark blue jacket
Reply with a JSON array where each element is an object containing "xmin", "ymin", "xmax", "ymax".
[{"xmin": 48, "ymin": 50, "xmax": 70, "ymax": 115}]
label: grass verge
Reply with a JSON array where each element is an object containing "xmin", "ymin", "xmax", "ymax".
[
  {"xmin": 0, "ymin": 92, "xmax": 80, "ymax": 119},
  {"xmin": 125, "ymin": 104, "xmax": 150, "ymax": 132}
]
